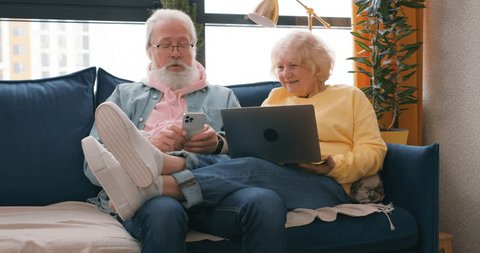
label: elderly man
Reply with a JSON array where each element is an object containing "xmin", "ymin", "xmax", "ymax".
[{"xmin": 82, "ymin": 8, "xmax": 286, "ymax": 253}]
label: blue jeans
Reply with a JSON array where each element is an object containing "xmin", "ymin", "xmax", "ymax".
[
  {"xmin": 191, "ymin": 156, "xmax": 350, "ymax": 210},
  {"xmin": 123, "ymin": 188, "xmax": 286, "ymax": 253},
  {"xmin": 123, "ymin": 196, "xmax": 188, "ymax": 253},
  {"xmin": 123, "ymin": 155, "xmax": 349, "ymax": 253}
]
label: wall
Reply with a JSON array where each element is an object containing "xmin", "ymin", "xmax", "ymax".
[{"xmin": 423, "ymin": 1, "xmax": 480, "ymax": 252}]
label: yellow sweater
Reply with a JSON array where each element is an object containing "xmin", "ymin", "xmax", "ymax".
[{"xmin": 262, "ymin": 85, "xmax": 387, "ymax": 194}]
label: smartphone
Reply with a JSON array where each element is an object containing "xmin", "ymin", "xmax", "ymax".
[{"xmin": 183, "ymin": 112, "xmax": 206, "ymax": 140}]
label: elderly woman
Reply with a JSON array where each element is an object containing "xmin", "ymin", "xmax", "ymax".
[
  {"xmin": 263, "ymin": 30, "xmax": 387, "ymax": 197},
  {"xmin": 84, "ymin": 30, "xmax": 387, "ymax": 252}
]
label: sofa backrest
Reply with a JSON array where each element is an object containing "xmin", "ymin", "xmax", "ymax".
[
  {"xmin": 95, "ymin": 67, "xmax": 281, "ymax": 107},
  {"xmin": 226, "ymin": 81, "xmax": 281, "ymax": 107},
  {"xmin": 0, "ymin": 67, "xmax": 100, "ymax": 205}
]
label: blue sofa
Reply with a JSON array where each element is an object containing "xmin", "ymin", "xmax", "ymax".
[{"xmin": 0, "ymin": 67, "xmax": 439, "ymax": 253}]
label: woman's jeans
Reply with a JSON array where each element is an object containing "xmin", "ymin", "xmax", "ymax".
[{"xmin": 123, "ymin": 154, "xmax": 349, "ymax": 253}]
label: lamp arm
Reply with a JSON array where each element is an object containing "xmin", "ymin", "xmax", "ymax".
[
  {"xmin": 312, "ymin": 12, "xmax": 331, "ymax": 29},
  {"xmin": 294, "ymin": 0, "xmax": 331, "ymax": 29},
  {"xmin": 294, "ymin": 0, "xmax": 309, "ymax": 10}
]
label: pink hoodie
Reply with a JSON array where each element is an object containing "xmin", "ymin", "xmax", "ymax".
[{"xmin": 143, "ymin": 61, "xmax": 207, "ymax": 137}]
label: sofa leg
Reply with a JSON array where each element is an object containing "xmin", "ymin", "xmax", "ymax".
[{"xmin": 439, "ymin": 232, "xmax": 453, "ymax": 253}]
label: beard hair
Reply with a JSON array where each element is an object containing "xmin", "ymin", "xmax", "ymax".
[{"xmin": 151, "ymin": 60, "xmax": 200, "ymax": 90}]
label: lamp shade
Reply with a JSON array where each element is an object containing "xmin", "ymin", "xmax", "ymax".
[{"xmin": 248, "ymin": 0, "xmax": 279, "ymax": 27}]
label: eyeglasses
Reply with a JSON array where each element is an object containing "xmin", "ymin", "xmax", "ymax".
[{"xmin": 151, "ymin": 42, "xmax": 195, "ymax": 54}]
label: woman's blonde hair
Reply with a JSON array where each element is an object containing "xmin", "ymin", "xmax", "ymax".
[{"xmin": 271, "ymin": 30, "xmax": 334, "ymax": 84}]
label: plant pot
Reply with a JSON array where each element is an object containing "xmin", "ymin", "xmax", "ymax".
[{"xmin": 380, "ymin": 129, "xmax": 409, "ymax": 144}]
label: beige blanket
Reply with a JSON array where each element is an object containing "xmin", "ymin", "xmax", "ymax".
[
  {"xmin": 0, "ymin": 201, "xmax": 140, "ymax": 253},
  {"xmin": 286, "ymin": 203, "xmax": 395, "ymax": 230}
]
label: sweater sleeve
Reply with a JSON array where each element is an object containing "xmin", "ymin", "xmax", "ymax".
[{"xmin": 326, "ymin": 89, "xmax": 387, "ymax": 185}]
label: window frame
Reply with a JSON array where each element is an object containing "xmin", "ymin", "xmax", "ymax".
[
  {"xmin": 0, "ymin": 0, "xmax": 159, "ymax": 22},
  {"xmin": 0, "ymin": 0, "xmax": 352, "ymax": 84}
]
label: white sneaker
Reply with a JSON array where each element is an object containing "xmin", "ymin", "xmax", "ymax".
[
  {"xmin": 95, "ymin": 102, "xmax": 164, "ymax": 188},
  {"xmin": 81, "ymin": 136, "xmax": 162, "ymax": 221}
]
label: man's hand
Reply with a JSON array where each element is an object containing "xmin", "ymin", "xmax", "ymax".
[
  {"xmin": 183, "ymin": 125, "xmax": 218, "ymax": 154},
  {"xmin": 149, "ymin": 123, "xmax": 186, "ymax": 152},
  {"xmin": 297, "ymin": 156, "xmax": 335, "ymax": 175}
]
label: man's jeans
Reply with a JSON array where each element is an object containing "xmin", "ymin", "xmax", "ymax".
[{"xmin": 123, "ymin": 187, "xmax": 287, "ymax": 253}]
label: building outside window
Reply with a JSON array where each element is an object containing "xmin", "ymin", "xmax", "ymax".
[
  {"xmin": 11, "ymin": 25, "xmax": 25, "ymax": 37},
  {"xmin": 41, "ymin": 53, "xmax": 49, "ymax": 66},
  {"xmin": 82, "ymin": 53, "xmax": 89, "ymax": 67},
  {"xmin": 58, "ymin": 35, "xmax": 66, "ymax": 49},
  {"xmin": 58, "ymin": 53, "xmax": 67, "ymax": 67},
  {"xmin": 12, "ymin": 44, "xmax": 25, "ymax": 56},
  {"xmin": 13, "ymin": 62, "xmax": 26, "ymax": 73}
]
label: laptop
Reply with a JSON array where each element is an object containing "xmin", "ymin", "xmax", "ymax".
[{"xmin": 221, "ymin": 104, "xmax": 322, "ymax": 164}]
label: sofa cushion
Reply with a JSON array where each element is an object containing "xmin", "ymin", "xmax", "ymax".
[
  {"xmin": 95, "ymin": 68, "xmax": 132, "ymax": 106},
  {"xmin": 286, "ymin": 207, "xmax": 417, "ymax": 253},
  {"xmin": 0, "ymin": 67, "xmax": 99, "ymax": 205},
  {"xmin": 0, "ymin": 201, "xmax": 139, "ymax": 252}
]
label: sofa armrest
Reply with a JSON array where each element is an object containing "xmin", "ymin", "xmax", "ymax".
[{"xmin": 381, "ymin": 143, "xmax": 439, "ymax": 253}]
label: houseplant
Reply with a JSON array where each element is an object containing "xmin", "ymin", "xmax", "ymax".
[{"xmin": 348, "ymin": 0, "xmax": 425, "ymax": 143}]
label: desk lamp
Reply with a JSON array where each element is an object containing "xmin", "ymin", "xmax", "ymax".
[{"xmin": 248, "ymin": 0, "xmax": 331, "ymax": 30}]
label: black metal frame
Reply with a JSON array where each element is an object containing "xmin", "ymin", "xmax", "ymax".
[{"xmin": 0, "ymin": 0, "xmax": 159, "ymax": 22}]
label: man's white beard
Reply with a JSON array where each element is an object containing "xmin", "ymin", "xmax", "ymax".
[{"xmin": 152, "ymin": 60, "xmax": 199, "ymax": 90}]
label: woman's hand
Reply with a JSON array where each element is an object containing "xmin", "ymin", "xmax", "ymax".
[
  {"xmin": 183, "ymin": 125, "xmax": 218, "ymax": 154},
  {"xmin": 297, "ymin": 155, "xmax": 335, "ymax": 175}
]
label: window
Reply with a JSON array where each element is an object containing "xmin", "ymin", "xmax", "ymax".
[
  {"xmin": 58, "ymin": 53, "xmax": 67, "ymax": 67},
  {"xmin": 40, "ymin": 35, "xmax": 49, "ymax": 48},
  {"xmin": 0, "ymin": 20, "xmax": 146, "ymax": 80},
  {"xmin": 0, "ymin": 23, "xmax": 2, "ymax": 62},
  {"xmin": 0, "ymin": 1, "xmax": 353, "ymax": 85},
  {"xmin": 12, "ymin": 25, "xmax": 25, "ymax": 37},
  {"xmin": 13, "ymin": 62, "xmax": 26, "ymax": 73},
  {"xmin": 82, "ymin": 35, "xmax": 89, "ymax": 50},
  {"xmin": 58, "ymin": 23, "xmax": 66, "ymax": 31},
  {"xmin": 40, "ymin": 23, "xmax": 48, "ymax": 31},
  {"xmin": 82, "ymin": 53, "xmax": 90, "ymax": 67},
  {"xmin": 41, "ymin": 53, "xmax": 50, "ymax": 66},
  {"xmin": 202, "ymin": 0, "xmax": 353, "ymax": 85},
  {"xmin": 12, "ymin": 44, "xmax": 25, "ymax": 55},
  {"xmin": 58, "ymin": 35, "xmax": 67, "ymax": 49}
]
